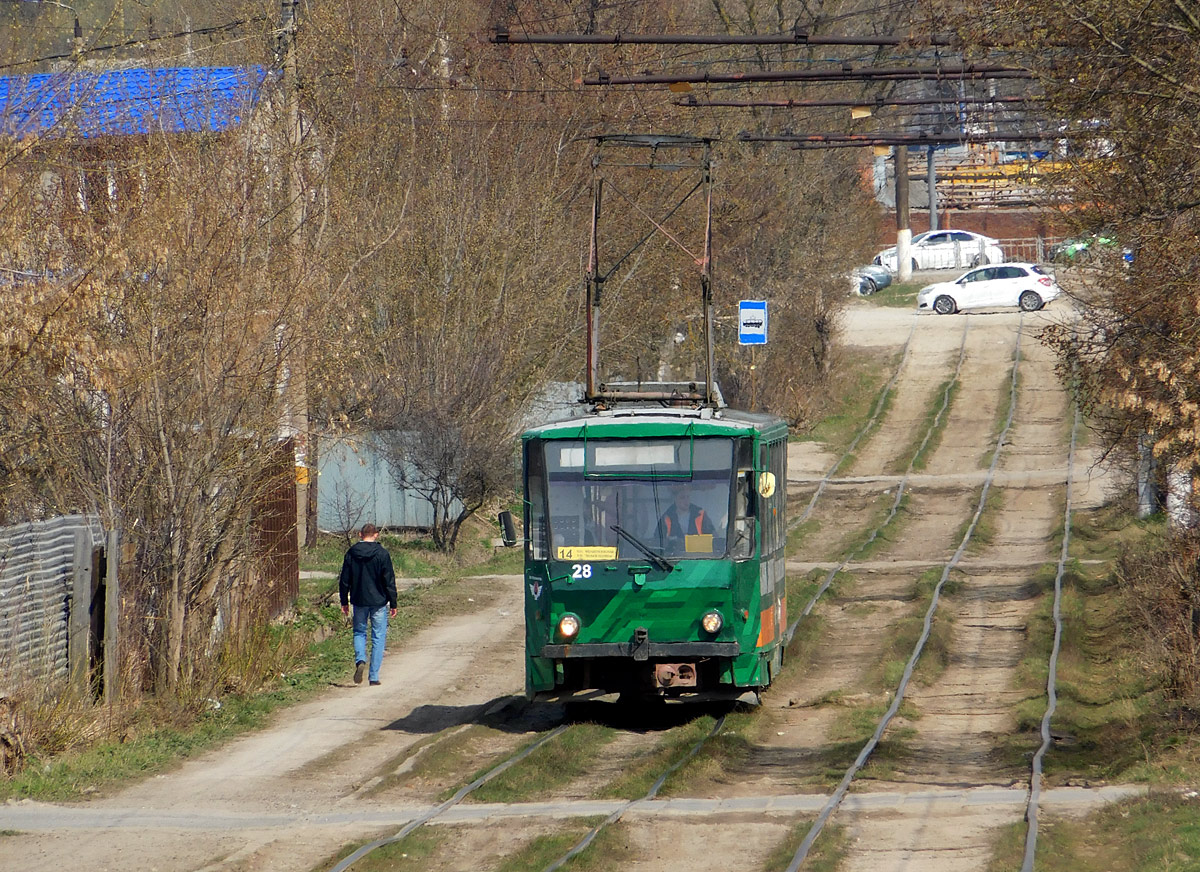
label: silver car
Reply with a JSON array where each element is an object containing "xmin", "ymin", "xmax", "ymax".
[{"xmin": 917, "ymin": 263, "xmax": 1062, "ymax": 314}]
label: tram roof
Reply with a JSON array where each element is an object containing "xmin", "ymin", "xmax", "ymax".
[{"xmin": 521, "ymin": 405, "xmax": 787, "ymax": 440}]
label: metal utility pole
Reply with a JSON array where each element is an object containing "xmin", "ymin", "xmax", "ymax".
[{"xmin": 895, "ymin": 146, "xmax": 912, "ymax": 282}]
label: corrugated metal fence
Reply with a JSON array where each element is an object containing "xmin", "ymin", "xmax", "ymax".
[
  {"xmin": 317, "ymin": 433, "xmax": 457, "ymax": 533},
  {"xmin": 0, "ymin": 515, "xmax": 118, "ymax": 700}
]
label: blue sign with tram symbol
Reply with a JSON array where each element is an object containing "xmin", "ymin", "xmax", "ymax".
[{"xmin": 738, "ymin": 300, "xmax": 768, "ymax": 345}]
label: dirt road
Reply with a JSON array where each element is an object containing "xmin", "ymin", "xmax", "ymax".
[{"xmin": 0, "ymin": 293, "xmax": 1121, "ymax": 872}]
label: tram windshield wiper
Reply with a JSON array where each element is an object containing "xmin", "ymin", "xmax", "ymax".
[{"xmin": 609, "ymin": 525, "xmax": 674, "ymax": 572}]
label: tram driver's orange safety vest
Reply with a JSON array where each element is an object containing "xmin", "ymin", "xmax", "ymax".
[{"xmin": 663, "ymin": 509, "xmax": 706, "ymax": 536}]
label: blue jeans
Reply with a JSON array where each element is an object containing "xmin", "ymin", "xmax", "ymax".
[{"xmin": 352, "ymin": 605, "xmax": 389, "ymax": 682}]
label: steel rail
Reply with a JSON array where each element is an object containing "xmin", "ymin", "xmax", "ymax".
[
  {"xmin": 326, "ymin": 722, "xmax": 570, "ymax": 872},
  {"xmin": 1021, "ymin": 403, "xmax": 1080, "ymax": 872},
  {"xmin": 786, "ymin": 315, "xmax": 970, "ymax": 642},
  {"xmin": 786, "ymin": 314, "xmax": 1026, "ymax": 870},
  {"xmin": 541, "ymin": 713, "xmax": 728, "ymax": 872},
  {"xmin": 788, "ymin": 307, "xmax": 921, "ymax": 533}
]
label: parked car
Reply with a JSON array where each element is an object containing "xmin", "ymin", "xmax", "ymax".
[
  {"xmin": 874, "ymin": 230, "xmax": 1005, "ymax": 273},
  {"xmin": 917, "ymin": 262, "xmax": 1062, "ymax": 315},
  {"xmin": 853, "ymin": 264, "xmax": 893, "ymax": 295}
]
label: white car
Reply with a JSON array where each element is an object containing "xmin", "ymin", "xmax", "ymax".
[
  {"xmin": 875, "ymin": 230, "xmax": 1005, "ymax": 272},
  {"xmin": 917, "ymin": 263, "xmax": 1062, "ymax": 314}
]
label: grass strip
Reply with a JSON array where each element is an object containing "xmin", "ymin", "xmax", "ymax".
[
  {"xmin": 463, "ymin": 722, "xmax": 617, "ymax": 804},
  {"xmin": 986, "ymin": 793, "xmax": 1200, "ymax": 872},
  {"xmin": 762, "ymin": 821, "xmax": 849, "ymax": 872},
  {"xmin": 494, "ymin": 818, "xmax": 617, "ymax": 872}
]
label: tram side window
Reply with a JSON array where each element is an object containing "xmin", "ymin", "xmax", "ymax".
[
  {"xmin": 758, "ymin": 440, "xmax": 786, "ymax": 555},
  {"xmin": 525, "ymin": 443, "xmax": 548, "ymax": 560},
  {"xmin": 730, "ymin": 437, "xmax": 755, "ymax": 559},
  {"xmin": 770, "ymin": 439, "xmax": 786, "ymax": 553}
]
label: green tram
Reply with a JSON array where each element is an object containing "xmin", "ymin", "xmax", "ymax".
[{"xmin": 505, "ymin": 399, "xmax": 788, "ymax": 703}]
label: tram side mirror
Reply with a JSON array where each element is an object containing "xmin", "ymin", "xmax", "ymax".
[
  {"xmin": 497, "ymin": 511, "xmax": 518, "ymax": 547},
  {"xmin": 757, "ymin": 471, "xmax": 777, "ymax": 499}
]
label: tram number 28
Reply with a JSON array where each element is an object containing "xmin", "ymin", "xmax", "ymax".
[{"xmin": 571, "ymin": 564, "xmax": 593, "ymax": 579}]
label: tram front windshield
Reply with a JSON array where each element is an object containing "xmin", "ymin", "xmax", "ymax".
[{"xmin": 541, "ymin": 437, "xmax": 737, "ymax": 560}]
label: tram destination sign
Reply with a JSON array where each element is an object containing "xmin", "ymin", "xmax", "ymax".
[{"xmin": 738, "ymin": 300, "xmax": 768, "ymax": 345}]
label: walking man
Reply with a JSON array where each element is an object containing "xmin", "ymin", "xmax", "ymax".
[{"xmin": 339, "ymin": 523, "xmax": 398, "ymax": 686}]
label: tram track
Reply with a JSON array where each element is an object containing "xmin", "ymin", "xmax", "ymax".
[
  {"xmin": 311, "ymin": 314, "xmax": 970, "ymax": 871},
  {"xmin": 785, "ymin": 315, "xmax": 972, "ymax": 641},
  {"xmin": 789, "ymin": 308, "xmax": 921, "ymax": 531},
  {"xmin": 1021, "ymin": 404, "xmax": 1079, "ymax": 872},
  {"xmin": 0, "ymin": 308, "xmax": 1106, "ymax": 872},
  {"xmin": 781, "ymin": 314, "xmax": 1029, "ymax": 869}
]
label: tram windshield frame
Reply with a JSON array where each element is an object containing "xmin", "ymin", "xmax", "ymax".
[{"xmin": 527, "ymin": 435, "xmax": 754, "ymax": 562}]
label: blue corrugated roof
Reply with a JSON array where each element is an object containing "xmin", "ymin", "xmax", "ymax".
[{"xmin": 0, "ymin": 66, "xmax": 270, "ymax": 138}]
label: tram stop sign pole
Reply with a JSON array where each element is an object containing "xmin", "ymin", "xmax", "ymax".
[{"xmin": 738, "ymin": 300, "xmax": 767, "ymax": 345}]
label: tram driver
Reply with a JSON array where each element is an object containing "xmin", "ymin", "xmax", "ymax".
[{"xmin": 655, "ymin": 483, "xmax": 714, "ymax": 555}]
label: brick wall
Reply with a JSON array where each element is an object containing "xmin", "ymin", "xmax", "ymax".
[{"xmin": 877, "ymin": 209, "xmax": 1069, "ymax": 245}]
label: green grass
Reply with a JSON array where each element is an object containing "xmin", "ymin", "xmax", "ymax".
[
  {"xmin": 365, "ymin": 723, "xmax": 519, "ymax": 799},
  {"xmin": 865, "ymin": 279, "xmax": 923, "ymax": 308},
  {"xmin": 1069, "ymin": 502, "xmax": 1166, "ymax": 563},
  {"xmin": 889, "ymin": 377, "xmax": 960, "ymax": 474},
  {"xmin": 964, "ymin": 486, "xmax": 1005, "ymax": 555},
  {"xmin": 986, "ymin": 793, "xmax": 1200, "ymax": 872},
  {"xmin": 596, "ymin": 712, "xmax": 729, "ymax": 799},
  {"xmin": 0, "ymin": 616, "xmax": 352, "ymax": 801},
  {"xmin": 819, "ymin": 697, "xmax": 920, "ymax": 783},
  {"xmin": 833, "ymin": 490, "xmax": 912, "ymax": 564},
  {"xmin": 796, "ymin": 348, "xmax": 899, "ymax": 461},
  {"xmin": 317, "ymin": 826, "xmax": 446, "ymax": 872},
  {"xmin": 493, "ymin": 818, "xmax": 617, "ymax": 872},
  {"xmin": 300, "ymin": 517, "xmax": 523, "ymax": 579},
  {"xmin": 761, "ymin": 821, "xmax": 849, "ymax": 872},
  {"xmin": 1, "ymin": 565, "xmax": 513, "ymax": 802},
  {"xmin": 463, "ymin": 722, "xmax": 618, "ymax": 804},
  {"xmin": 998, "ymin": 504, "xmax": 1200, "ymax": 788},
  {"xmin": 597, "ymin": 705, "xmax": 761, "ymax": 799},
  {"xmin": 876, "ymin": 567, "xmax": 957, "ymax": 690}
]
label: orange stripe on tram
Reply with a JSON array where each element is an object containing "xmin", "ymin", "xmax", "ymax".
[{"xmin": 756, "ymin": 604, "xmax": 776, "ymax": 647}]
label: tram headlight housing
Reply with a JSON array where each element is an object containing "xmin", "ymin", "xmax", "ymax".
[
  {"xmin": 558, "ymin": 613, "xmax": 581, "ymax": 641},
  {"xmin": 701, "ymin": 610, "xmax": 723, "ymax": 634}
]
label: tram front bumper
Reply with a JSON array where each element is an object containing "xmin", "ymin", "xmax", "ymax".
[{"xmin": 540, "ymin": 641, "xmax": 739, "ymax": 659}]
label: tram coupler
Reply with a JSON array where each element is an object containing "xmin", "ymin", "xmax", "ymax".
[
  {"xmin": 632, "ymin": 627, "xmax": 649, "ymax": 661},
  {"xmin": 655, "ymin": 662, "xmax": 697, "ymax": 688}
]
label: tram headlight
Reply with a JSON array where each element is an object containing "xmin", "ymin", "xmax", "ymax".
[
  {"xmin": 701, "ymin": 610, "xmax": 723, "ymax": 634},
  {"xmin": 558, "ymin": 613, "xmax": 581, "ymax": 640}
]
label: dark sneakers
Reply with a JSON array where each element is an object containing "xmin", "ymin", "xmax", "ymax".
[
  {"xmin": 354, "ymin": 661, "xmax": 366, "ymax": 684},
  {"xmin": 369, "ymin": 680, "xmax": 381, "ymax": 686}
]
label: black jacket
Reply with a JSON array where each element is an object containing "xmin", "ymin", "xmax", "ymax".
[{"xmin": 338, "ymin": 541, "xmax": 398, "ymax": 609}]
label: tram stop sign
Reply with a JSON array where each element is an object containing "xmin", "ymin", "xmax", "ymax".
[{"xmin": 738, "ymin": 300, "xmax": 768, "ymax": 345}]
